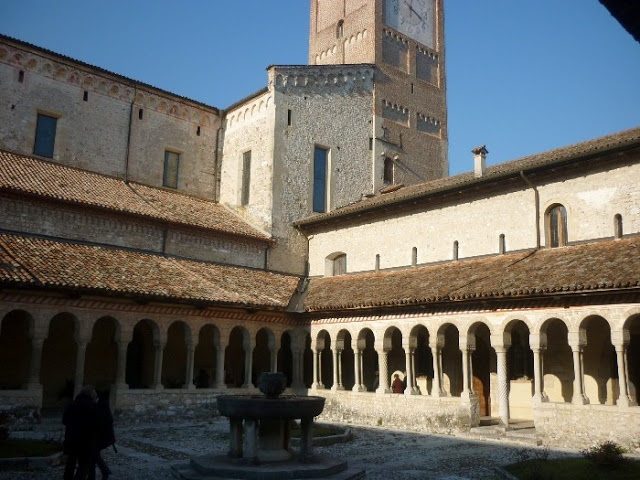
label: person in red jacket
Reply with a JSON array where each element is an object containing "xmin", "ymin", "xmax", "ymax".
[{"xmin": 392, "ymin": 374, "xmax": 404, "ymax": 393}]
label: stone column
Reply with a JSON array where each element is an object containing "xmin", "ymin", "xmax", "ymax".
[
  {"xmin": 430, "ymin": 343, "xmax": 444, "ymax": 397},
  {"xmin": 331, "ymin": 349, "xmax": 343, "ymax": 391},
  {"xmin": 114, "ymin": 340, "xmax": 129, "ymax": 388},
  {"xmin": 215, "ymin": 342, "xmax": 227, "ymax": 389},
  {"xmin": 26, "ymin": 337, "xmax": 45, "ymax": 388},
  {"xmin": 299, "ymin": 417, "xmax": 315, "ymax": 460},
  {"xmin": 614, "ymin": 343, "xmax": 635, "ymax": 407},
  {"xmin": 532, "ymin": 347, "xmax": 548, "ymax": 403},
  {"xmin": 312, "ymin": 349, "xmax": 324, "ymax": 389},
  {"xmin": 404, "ymin": 349, "xmax": 416, "ymax": 395},
  {"xmin": 243, "ymin": 419, "xmax": 259, "ymax": 464},
  {"xmin": 461, "ymin": 346, "xmax": 471, "ymax": 398},
  {"xmin": 495, "ymin": 346, "xmax": 510, "ymax": 427},
  {"xmin": 291, "ymin": 348, "xmax": 303, "ymax": 389},
  {"xmin": 377, "ymin": 350, "xmax": 390, "ymax": 394},
  {"xmin": 570, "ymin": 346, "xmax": 588, "ymax": 404},
  {"xmin": 353, "ymin": 348, "xmax": 364, "ymax": 392},
  {"xmin": 242, "ymin": 345, "xmax": 253, "ymax": 389},
  {"xmin": 153, "ymin": 341, "xmax": 165, "ymax": 390},
  {"xmin": 73, "ymin": 340, "xmax": 88, "ymax": 397},
  {"xmin": 228, "ymin": 418, "xmax": 243, "ymax": 458},
  {"xmin": 184, "ymin": 343, "xmax": 196, "ymax": 390}
]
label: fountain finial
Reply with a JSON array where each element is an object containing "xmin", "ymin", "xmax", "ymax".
[{"xmin": 257, "ymin": 372, "xmax": 287, "ymax": 399}]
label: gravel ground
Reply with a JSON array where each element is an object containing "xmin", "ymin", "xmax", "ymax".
[{"xmin": 2, "ymin": 418, "xmax": 577, "ymax": 480}]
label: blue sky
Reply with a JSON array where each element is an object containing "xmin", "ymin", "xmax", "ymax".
[{"xmin": 2, "ymin": 0, "xmax": 639, "ymax": 176}]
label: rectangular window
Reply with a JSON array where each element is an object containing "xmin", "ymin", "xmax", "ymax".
[
  {"xmin": 241, "ymin": 150, "xmax": 251, "ymax": 206},
  {"xmin": 163, "ymin": 151, "xmax": 180, "ymax": 188},
  {"xmin": 33, "ymin": 113, "xmax": 58, "ymax": 158},
  {"xmin": 313, "ymin": 146, "xmax": 328, "ymax": 213}
]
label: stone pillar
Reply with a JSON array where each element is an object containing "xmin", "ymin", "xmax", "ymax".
[
  {"xmin": 331, "ymin": 349, "xmax": 343, "ymax": 391},
  {"xmin": 461, "ymin": 346, "xmax": 471, "ymax": 398},
  {"xmin": 153, "ymin": 341, "xmax": 165, "ymax": 390},
  {"xmin": 377, "ymin": 350, "xmax": 390, "ymax": 394},
  {"xmin": 495, "ymin": 346, "xmax": 510, "ymax": 426},
  {"xmin": 73, "ymin": 341, "xmax": 88, "ymax": 397},
  {"xmin": 299, "ymin": 417, "xmax": 315, "ymax": 460},
  {"xmin": 243, "ymin": 419, "xmax": 259, "ymax": 464},
  {"xmin": 26, "ymin": 337, "xmax": 45, "ymax": 388},
  {"xmin": 532, "ymin": 347, "xmax": 548, "ymax": 403},
  {"xmin": 184, "ymin": 343, "xmax": 196, "ymax": 390},
  {"xmin": 353, "ymin": 348, "xmax": 364, "ymax": 392},
  {"xmin": 114, "ymin": 340, "xmax": 129, "ymax": 388},
  {"xmin": 404, "ymin": 350, "xmax": 416, "ymax": 395},
  {"xmin": 215, "ymin": 343, "xmax": 227, "ymax": 389},
  {"xmin": 312, "ymin": 349, "xmax": 324, "ymax": 389},
  {"xmin": 570, "ymin": 346, "xmax": 588, "ymax": 404},
  {"xmin": 242, "ymin": 345, "xmax": 254, "ymax": 389},
  {"xmin": 270, "ymin": 347, "xmax": 277, "ymax": 373},
  {"xmin": 614, "ymin": 343, "xmax": 635, "ymax": 407},
  {"xmin": 291, "ymin": 348, "xmax": 303, "ymax": 389},
  {"xmin": 228, "ymin": 418, "xmax": 243, "ymax": 458},
  {"xmin": 430, "ymin": 343, "xmax": 444, "ymax": 397}
]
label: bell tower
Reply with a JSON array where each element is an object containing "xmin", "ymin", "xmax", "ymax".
[{"xmin": 309, "ymin": 0, "xmax": 448, "ymax": 185}]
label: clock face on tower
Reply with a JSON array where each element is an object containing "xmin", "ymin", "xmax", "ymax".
[{"xmin": 385, "ymin": 0, "xmax": 435, "ymax": 49}]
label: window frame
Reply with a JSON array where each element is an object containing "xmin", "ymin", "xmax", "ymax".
[
  {"xmin": 33, "ymin": 112, "xmax": 58, "ymax": 158},
  {"xmin": 241, "ymin": 150, "xmax": 251, "ymax": 206},
  {"xmin": 313, "ymin": 146, "xmax": 329, "ymax": 213},
  {"xmin": 546, "ymin": 204, "xmax": 568, "ymax": 248},
  {"xmin": 163, "ymin": 150, "xmax": 180, "ymax": 189}
]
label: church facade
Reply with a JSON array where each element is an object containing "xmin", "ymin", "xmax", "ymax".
[{"xmin": 0, "ymin": 0, "xmax": 638, "ymax": 450}]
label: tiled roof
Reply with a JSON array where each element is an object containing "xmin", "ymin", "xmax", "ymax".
[
  {"xmin": 303, "ymin": 238, "xmax": 640, "ymax": 312},
  {"xmin": 296, "ymin": 127, "xmax": 640, "ymax": 228},
  {"xmin": 0, "ymin": 234, "xmax": 298, "ymax": 309},
  {"xmin": 0, "ymin": 150, "xmax": 271, "ymax": 242}
]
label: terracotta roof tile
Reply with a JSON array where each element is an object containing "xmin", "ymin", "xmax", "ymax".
[
  {"xmin": 0, "ymin": 150, "xmax": 270, "ymax": 242},
  {"xmin": 304, "ymin": 238, "xmax": 640, "ymax": 311},
  {"xmin": 296, "ymin": 127, "xmax": 640, "ymax": 227},
  {"xmin": 0, "ymin": 234, "xmax": 298, "ymax": 309}
]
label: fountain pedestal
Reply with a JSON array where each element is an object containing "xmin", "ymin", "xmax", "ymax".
[{"xmin": 171, "ymin": 372, "xmax": 365, "ymax": 479}]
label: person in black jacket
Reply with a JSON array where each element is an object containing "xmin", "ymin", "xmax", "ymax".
[
  {"xmin": 62, "ymin": 385, "xmax": 100, "ymax": 480},
  {"xmin": 88, "ymin": 393, "xmax": 115, "ymax": 480}
]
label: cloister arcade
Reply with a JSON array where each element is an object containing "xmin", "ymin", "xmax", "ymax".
[{"xmin": 1, "ymin": 305, "xmax": 639, "ymax": 425}]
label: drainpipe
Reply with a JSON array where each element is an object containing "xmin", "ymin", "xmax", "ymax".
[
  {"xmin": 124, "ymin": 85, "xmax": 137, "ymax": 183},
  {"xmin": 520, "ymin": 171, "xmax": 540, "ymax": 249},
  {"xmin": 213, "ymin": 111, "xmax": 224, "ymax": 202}
]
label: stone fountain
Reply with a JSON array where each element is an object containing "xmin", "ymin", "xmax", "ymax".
[{"xmin": 172, "ymin": 372, "xmax": 365, "ymax": 479}]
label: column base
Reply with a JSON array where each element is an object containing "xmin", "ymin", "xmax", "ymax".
[
  {"xmin": 376, "ymin": 387, "xmax": 390, "ymax": 394},
  {"xmin": 214, "ymin": 383, "xmax": 227, "ymax": 390},
  {"xmin": 311, "ymin": 383, "xmax": 325, "ymax": 390},
  {"xmin": 617, "ymin": 396, "xmax": 638, "ymax": 408},
  {"xmin": 352, "ymin": 385, "xmax": 367, "ymax": 393},
  {"xmin": 430, "ymin": 388, "xmax": 447, "ymax": 397},
  {"xmin": 404, "ymin": 387, "xmax": 420, "ymax": 396},
  {"xmin": 532, "ymin": 392, "xmax": 549, "ymax": 404},
  {"xmin": 572, "ymin": 394, "xmax": 589, "ymax": 405},
  {"xmin": 330, "ymin": 385, "xmax": 345, "ymax": 392},
  {"xmin": 185, "ymin": 383, "xmax": 196, "ymax": 391}
]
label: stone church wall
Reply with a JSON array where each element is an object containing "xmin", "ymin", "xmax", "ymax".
[
  {"xmin": 0, "ymin": 39, "xmax": 221, "ymax": 200},
  {"xmin": 307, "ymin": 159, "xmax": 640, "ymax": 276}
]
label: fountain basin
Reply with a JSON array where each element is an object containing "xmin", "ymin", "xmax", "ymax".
[{"xmin": 217, "ymin": 395, "xmax": 325, "ymax": 420}]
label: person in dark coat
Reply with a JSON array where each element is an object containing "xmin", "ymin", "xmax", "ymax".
[
  {"xmin": 63, "ymin": 385, "xmax": 100, "ymax": 480},
  {"xmin": 88, "ymin": 394, "xmax": 115, "ymax": 480}
]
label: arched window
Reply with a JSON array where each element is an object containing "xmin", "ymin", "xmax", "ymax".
[
  {"xmin": 546, "ymin": 204, "xmax": 568, "ymax": 248},
  {"xmin": 614, "ymin": 214, "xmax": 623, "ymax": 239},
  {"xmin": 337, "ymin": 20, "xmax": 344, "ymax": 39},
  {"xmin": 325, "ymin": 252, "xmax": 347, "ymax": 276}
]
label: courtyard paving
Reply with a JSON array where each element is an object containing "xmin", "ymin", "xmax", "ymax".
[{"xmin": 3, "ymin": 417, "xmax": 580, "ymax": 480}]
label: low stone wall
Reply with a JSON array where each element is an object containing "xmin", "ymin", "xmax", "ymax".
[
  {"xmin": 313, "ymin": 390, "xmax": 476, "ymax": 435},
  {"xmin": 114, "ymin": 388, "xmax": 222, "ymax": 423},
  {"xmin": 534, "ymin": 402, "xmax": 640, "ymax": 453}
]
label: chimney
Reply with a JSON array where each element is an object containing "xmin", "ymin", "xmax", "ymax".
[{"xmin": 472, "ymin": 145, "xmax": 489, "ymax": 178}]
